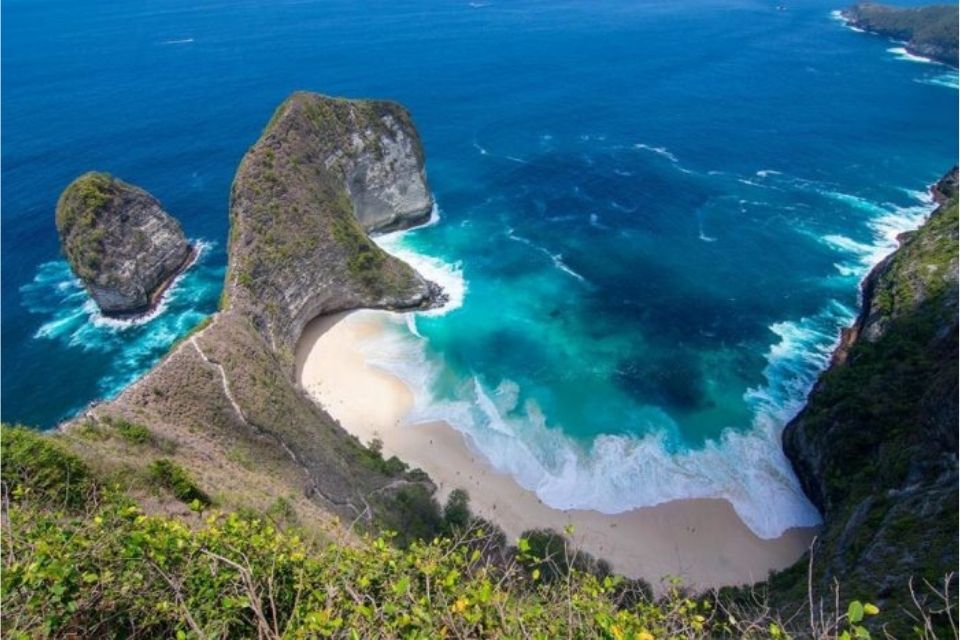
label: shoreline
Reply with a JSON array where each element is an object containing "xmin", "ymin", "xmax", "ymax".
[
  {"xmin": 295, "ymin": 310, "xmax": 818, "ymax": 592},
  {"xmin": 99, "ymin": 242, "xmax": 201, "ymax": 322}
]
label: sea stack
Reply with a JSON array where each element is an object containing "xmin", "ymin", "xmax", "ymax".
[{"xmin": 55, "ymin": 172, "xmax": 194, "ymax": 316}]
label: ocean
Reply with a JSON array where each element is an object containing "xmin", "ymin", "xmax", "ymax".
[{"xmin": 2, "ymin": 0, "xmax": 956, "ymax": 538}]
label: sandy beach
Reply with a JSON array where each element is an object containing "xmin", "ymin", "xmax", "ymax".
[{"xmin": 295, "ymin": 311, "xmax": 817, "ymax": 592}]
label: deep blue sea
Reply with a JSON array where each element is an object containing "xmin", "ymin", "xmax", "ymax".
[{"xmin": 3, "ymin": 0, "xmax": 956, "ymax": 537}]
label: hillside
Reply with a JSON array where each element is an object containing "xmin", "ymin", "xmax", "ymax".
[
  {"xmin": 0, "ymin": 424, "xmax": 902, "ymax": 637},
  {"xmin": 774, "ymin": 168, "xmax": 959, "ymax": 634},
  {"xmin": 841, "ymin": 3, "xmax": 959, "ymax": 67}
]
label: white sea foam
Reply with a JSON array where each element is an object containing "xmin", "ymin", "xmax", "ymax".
[
  {"xmin": 916, "ymin": 71, "xmax": 960, "ymax": 90},
  {"xmin": 829, "ymin": 9, "xmax": 864, "ymax": 32},
  {"xmin": 633, "ymin": 143, "xmax": 695, "ymax": 175},
  {"xmin": 353, "ymin": 304, "xmax": 844, "ymax": 539},
  {"xmin": 162, "ymin": 37, "xmax": 195, "ymax": 45},
  {"xmin": 27, "ymin": 240, "xmax": 211, "ymax": 338},
  {"xmin": 374, "ymin": 206, "xmax": 467, "ymax": 316},
  {"xmin": 20, "ymin": 239, "xmax": 220, "ymax": 399},
  {"xmin": 609, "ymin": 200, "xmax": 636, "ymax": 213},
  {"xmin": 887, "ymin": 46, "xmax": 941, "ymax": 66},
  {"xmin": 755, "ymin": 169, "xmax": 782, "ymax": 178},
  {"xmin": 505, "ymin": 228, "xmax": 588, "ymax": 283},
  {"xmin": 818, "ymin": 188, "xmax": 933, "ymax": 277},
  {"xmin": 698, "ymin": 226, "xmax": 718, "ymax": 243},
  {"xmin": 634, "ymin": 143, "xmax": 678, "ymax": 163}
]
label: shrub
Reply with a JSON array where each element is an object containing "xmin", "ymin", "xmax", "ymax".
[
  {"xmin": 102, "ymin": 416, "xmax": 152, "ymax": 444},
  {"xmin": 0, "ymin": 424, "xmax": 93, "ymax": 509},
  {"xmin": 147, "ymin": 458, "xmax": 211, "ymax": 507}
]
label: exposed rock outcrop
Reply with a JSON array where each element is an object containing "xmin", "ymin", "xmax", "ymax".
[
  {"xmin": 225, "ymin": 92, "xmax": 443, "ymax": 357},
  {"xmin": 55, "ymin": 172, "xmax": 194, "ymax": 316},
  {"xmin": 776, "ymin": 168, "xmax": 958, "ymax": 629},
  {"xmin": 841, "ymin": 3, "xmax": 959, "ymax": 68},
  {"xmin": 62, "ymin": 92, "xmax": 444, "ymax": 529}
]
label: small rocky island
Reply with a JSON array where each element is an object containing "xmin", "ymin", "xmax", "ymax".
[
  {"xmin": 841, "ymin": 3, "xmax": 959, "ymax": 67},
  {"xmin": 55, "ymin": 172, "xmax": 194, "ymax": 316}
]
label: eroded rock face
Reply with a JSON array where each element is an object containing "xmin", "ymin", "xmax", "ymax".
[
  {"xmin": 342, "ymin": 113, "xmax": 434, "ymax": 232},
  {"xmin": 226, "ymin": 92, "xmax": 443, "ymax": 356},
  {"xmin": 55, "ymin": 172, "xmax": 193, "ymax": 316}
]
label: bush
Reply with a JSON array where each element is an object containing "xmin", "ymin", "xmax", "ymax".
[
  {"xmin": 102, "ymin": 416, "xmax": 152, "ymax": 444},
  {"xmin": 147, "ymin": 458, "xmax": 211, "ymax": 507},
  {"xmin": 1, "ymin": 424, "xmax": 93, "ymax": 509},
  {"xmin": 442, "ymin": 488, "xmax": 472, "ymax": 533}
]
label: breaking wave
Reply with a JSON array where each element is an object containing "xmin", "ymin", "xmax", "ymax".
[
  {"xmin": 19, "ymin": 240, "xmax": 222, "ymax": 399},
  {"xmin": 350, "ymin": 300, "xmax": 860, "ymax": 539}
]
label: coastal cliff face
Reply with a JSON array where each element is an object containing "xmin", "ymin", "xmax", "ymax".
[
  {"xmin": 225, "ymin": 92, "xmax": 441, "ymax": 357},
  {"xmin": 58, "ymin": 93, "xmax": 444, "ymax": 533},
  {"xmin": 778, "ymin": 168, "xmax": 958, "ymax": 620},
  {"xmin": 842, "ymin": 3, "xmax": 959, "ymax": 67},
  {"xmin": 55, "ymin": 172, "xmax": 193, "ymax": 316}
]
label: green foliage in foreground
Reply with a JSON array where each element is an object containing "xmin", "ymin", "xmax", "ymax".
[{"xmin": 0, "ymin": 425, "xmax": 923, "ymax": 639}]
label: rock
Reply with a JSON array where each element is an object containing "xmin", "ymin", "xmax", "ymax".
[
  {"xmin": 62, "ymin": 92, "xmax": 445, "ymax": 529},
  {"xmin": 777, "ymin": 168, "xmax": 958, "ymax": 630},
  {"xmin": 841, "ymin": 3, "xmax": 959, "ymax": 68},
  {"xmin": 225, "ymin": 92, "xmax": 444, "ymax": 356},
  {"xmin": 55, "ymin": 172, "xmax": 194, "ymax": 316}
]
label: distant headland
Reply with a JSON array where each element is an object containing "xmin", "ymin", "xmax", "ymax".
[{"xmin": 841, "ymin": 3, "xmax": 959, "ymax": 67}]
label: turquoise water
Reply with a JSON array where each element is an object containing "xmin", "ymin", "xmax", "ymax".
[{"xmin": 2, "ymin": 0, "xmax": 956, "ymax": 537}]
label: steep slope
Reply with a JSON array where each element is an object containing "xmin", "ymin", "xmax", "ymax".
[
  {"xmin": 55, "ymin": 172, "xmax": 194, "ymax": 316},
  {"xmin": 842, "ymin": 3, "xmax": 959, "ymax": 67},
  {"xmin": 59, "ymin": 92, "xmax": 445, "ymax": 535},
  {"xmin": 777, "ymin": 168, "xmax": 958, "ymax": 626},
  {"xmin": 225, "ymin": 92, "xmax": 442, "ymax": 358}
]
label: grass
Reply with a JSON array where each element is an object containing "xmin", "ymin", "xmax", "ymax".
[{"xmin": 5, "ymin": 423, "xmax": 930, "ymax": 639}]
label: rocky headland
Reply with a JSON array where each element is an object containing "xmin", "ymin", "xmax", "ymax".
[
  {"xmin": 55, "ymin": 172, "xmax": 195, "ymax": 316},
  {"xmin": 841, "ymin": 3, "xmax": 959, "ymax": 67},
  {"xmin": 225, "ymin": 92, "xmax": 444, "ymax": 359},
  {"xmin": 56, "ymin": 92, "xmax": 446, "ymax": 535},
  {"xmin": 775, "ymin": 168, "xmax": 958, "ymax": 630}
]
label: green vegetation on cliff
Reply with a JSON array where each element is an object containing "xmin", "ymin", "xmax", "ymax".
[
  {"xmin": 842, "ymin": 3, "xmax": 959, "ymax": 67},
  {"xmin": 55, "ymin": 172, "xmax": 115, "ymax": 280},
  {"xmin": 3, "ymin": 425, "xmax": 902, "ymax": 639},
  {"xmin": 777, "ymin": 170, "xmax": 958, "ymax": 635}
]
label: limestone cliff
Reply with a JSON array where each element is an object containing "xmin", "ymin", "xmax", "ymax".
[
  {"xmin": 225, "ymin": 92, "xmax": 442, "ymax": 357},
  {"xmin": 776, "ymin": 168, "xmax": 958, "ymax": 627},
  {"xmin": 842, "ymin": 3, "xmax": 959, "ymax": 68},
  {"xmin": 55, "ymin": 172, "xmax": 194, "ymax": 316},
  {"xmin": 61, "ymin": 93, "xmax": 444, "ymax": 531}
]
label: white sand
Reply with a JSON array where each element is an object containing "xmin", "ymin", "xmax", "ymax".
[{"xmin": 296, "ymin": 311, "xmax": 817, "ymax": 592}]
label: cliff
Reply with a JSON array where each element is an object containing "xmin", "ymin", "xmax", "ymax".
[
  {"xmin": 225, "ymin": 92, "xmax": 442, "ymax": 358},
  {"xmin": 55, "ymin": 92, "xmax": 445, "ymax": 536},
  {"xmin": 842, "ymin": 3, "xmax": 959, "ymax": 67},
  {"xmin": 778, "ymin": 168, "xmax": 958, "ymax": 627},
  {"xmin": 55, "ymin": 172, "xmax": 194, "ymax": 316}
]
